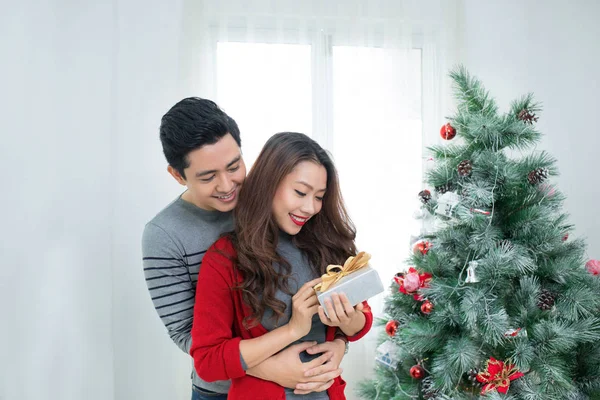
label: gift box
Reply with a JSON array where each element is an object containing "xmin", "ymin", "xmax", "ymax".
[{"xmin": 314, "ymin": 252, "xmax": 384, "ymax": 317}]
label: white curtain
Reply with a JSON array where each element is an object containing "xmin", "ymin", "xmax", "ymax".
[
  {"xmin": 178, "ymin": 1, "xmax": 460, "ymax": 398},
  {"xmin": 2, "ymin": 1, "xmax": 192, "ymax": 400}
]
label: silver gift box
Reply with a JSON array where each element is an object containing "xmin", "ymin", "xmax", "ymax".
[{"xmin": 315, "ymin": 266, "xmax": 384, "ymax": 317}]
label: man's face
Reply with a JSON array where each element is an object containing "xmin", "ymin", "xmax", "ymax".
[{"xmin": 169, "ymin": 133, "xmax": 246, "ymax": 212}]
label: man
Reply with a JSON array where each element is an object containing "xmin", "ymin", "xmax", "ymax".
[{"xmin": 142, "ymin": 98, "xmax": 347, "ymax": 400}]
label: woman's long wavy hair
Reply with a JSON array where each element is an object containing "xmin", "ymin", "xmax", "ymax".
[{"xmin": 230, "ymin": 132, "xmax": 357, "ymax": 327}]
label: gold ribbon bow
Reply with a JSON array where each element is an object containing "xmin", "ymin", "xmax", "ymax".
[{"xmin": 314, "ymin": 251, "xmax": 371, "ymax": 292}]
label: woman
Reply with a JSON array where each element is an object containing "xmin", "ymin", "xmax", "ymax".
[{"xmin": 190, "ymin": 132, "xmax": 373, "ymax": 399}]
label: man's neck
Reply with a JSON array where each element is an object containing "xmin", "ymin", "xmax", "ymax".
[{"xmin": 181, "ymin": 190, "xmax": 214, "ymax": 212}]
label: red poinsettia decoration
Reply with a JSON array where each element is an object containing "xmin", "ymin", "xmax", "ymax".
[
  {"xmin": 477, "ymin": 357, "xmax": 524, "ymax": 395},
  {"xmin": 394, "ymin": 267, "xmax": 432, "ymax": 300}
]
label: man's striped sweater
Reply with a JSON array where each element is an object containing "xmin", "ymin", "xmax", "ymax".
[{"xmin": 142, "ymin": 195, "xmax": 232, "ymax": 394}]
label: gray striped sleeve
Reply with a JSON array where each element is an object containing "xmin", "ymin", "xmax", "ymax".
[{"xmin": 142, "ymin": 222, "xmax": 195, "ymax": 354}]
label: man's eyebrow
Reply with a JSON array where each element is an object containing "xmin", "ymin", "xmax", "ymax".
[
  {"xmin": 195, "ymin": 155, "xmax": 242, "ymax": 178},
  {"xmin": 226, "ymin": 155, "xmax": 241, "ymax": 168}
]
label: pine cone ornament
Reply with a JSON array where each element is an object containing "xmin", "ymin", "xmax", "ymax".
[
  {"xmin": 419, "ymin": 189, "xmax": 432, "ymax": 204},
  {"xmin": 527, "ymin": 167, "xmax": 549, "ymax": 185},
  {"xmin": 435, "ymin": 182, "xmax": 454, "ymax": 194},
  {"xmin": 421, "ymin": 376, "xmax": 438, "ymax": 399},
  {"xmin": 518, "ymin": 109, "xmax": 539, "ymax": 124},
  {"xmin": 538, "ymin": 288, "xmax": 557, "ymax": 310},
  {"xmin": 457, "ymin": 160, "xmax": 473, "ymax": 177},
  {"xmin": 466, "ymin": 368, "xmax": 482, "ymax": 387}
]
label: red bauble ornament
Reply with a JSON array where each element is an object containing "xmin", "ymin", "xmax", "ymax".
[
  {"xmin": 440, "ymin": 123, "xmax": 456, "ymax": 140},
  {"xmin": 385, "ymin": 320, "xmax": 399, "ymax": 337},
  {"xmin": 586, "ymin": 259, "xmax": 600, "ymax": 275},
  {"xmin": 413, "ymin": 240, "xmax": 432, "ymax": 256},
  {"xmin": 562, "ymin": 232, "xmax": 569, "ymax": 242},
  {"xmin": 410, "ymin": 365, "xmax": 425, "ymax": 379},
  {"xmin": 421, "ymin": 300, "xmax": 434, "ymax": 314}
]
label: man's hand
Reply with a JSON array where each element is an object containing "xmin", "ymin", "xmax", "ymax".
[
  {"xmin": 246, "ymin": 341, "xmax": 342, "ymax": 392},
  {"xmin": 293, "ymin": 338, "xmax": 347, "ymax": 395}
]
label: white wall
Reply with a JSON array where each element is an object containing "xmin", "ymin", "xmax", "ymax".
[
  {"xmin": 0, "ymin": 2, "xmax": 115, "ymax": 399},
  {"xmin": 459, "ymin": 0, "xmax": 600, "ymax": 255},
  {"xmin": 1, "ymin": 1, "xmax": 195, "ymax": 399}
]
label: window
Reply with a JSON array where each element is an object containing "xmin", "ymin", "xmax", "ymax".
[
  {"xmin": 214, "ymin": 31, "xmax": 422, "ymax": 287},
  {"xmin": 331, "ymin": 45, "xmax": 422, "ymax": 288},
  {"xmin": 217, "ymin": 42, "xmax": 312, "ymax": 166}
]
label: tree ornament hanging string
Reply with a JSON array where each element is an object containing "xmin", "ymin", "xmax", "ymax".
[
  {"xmin": 374, "ymin": 367, "xmax": 419, "ymax": 400},
  {"xmin": 487, "ymin": 165, "xmax": 499, "ymax": 229}
]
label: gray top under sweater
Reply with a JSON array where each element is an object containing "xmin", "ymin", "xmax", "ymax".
[{"xmin": 258, "ymin": 232, "xmax": 329, "ymax": 400}]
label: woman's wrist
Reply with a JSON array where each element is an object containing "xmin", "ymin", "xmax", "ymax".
[
  {"xmin": 339, "ymin": 310, "xmax": 366, "ymax": 336},
  {"xmin": 284, "ymin": 323, "xmax": 304, "ymax": 342}
]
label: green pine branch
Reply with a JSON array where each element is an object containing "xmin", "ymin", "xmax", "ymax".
[{"xmin": 450, "ymin": 65, "xmax": 498, "ymax": 116}]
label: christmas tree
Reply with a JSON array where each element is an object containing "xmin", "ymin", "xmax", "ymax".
[{"xmin": 359, "ymin": 67, "xmax": 600, "ymax": 400}]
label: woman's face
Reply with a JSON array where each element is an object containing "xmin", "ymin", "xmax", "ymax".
[{"xmin": 272, "ymin": 161, "xmax": 327, "ymax": 235}]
